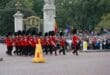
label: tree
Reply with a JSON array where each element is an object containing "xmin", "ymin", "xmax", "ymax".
[
  {"xmin": 0, "ymin": 0, "xmax": 36, "ymax": 35},
  {"xmin": 56, "ymin": 0, "xmax": 110, "ymax": 31},
  {"xmin": 0, "ymin": 9, "xmax": 15, "ymax": 35},
  {"xmin": 96, "ymin": 13, "xmax": 110, "ymax": 30},
  {"xmin": 32, "ymin": 0, "xmax": 44, "ymax": 18},
  {"xmin": 0, "ymin": 0, "xmax": 11, "ymax": 8}
]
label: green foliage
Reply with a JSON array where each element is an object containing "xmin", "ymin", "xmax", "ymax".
[
  {"xmin": 24, "ymin": 0, "xmax": 33, "ymax": 9},
  {"xmin": 56, "ymin": 0, "xmax": 110, "ymax": 31},
  {"xmin": 32, "ymin": 0, "xmax": 44, "ymax": 18},
  {"xmin": 96, "ymin": 13, "xmax": 110, "ymax": 30},
  {"xmin": 0, "ymin": 9, "xmax": 15, "ymax": 35},
  {"xmin": 0, "ymin": 0, "xmax": 110, "ymax": 35},
  {"xmin": 0, "ymin": 0, "xmax": 11, "ymax": 8},
  {"xmin": 5, "ymin": 0, "xmax": 36, "ymax": 16},
  {"xmin": 0, "ymin": 0, "xmax": 36, "ymax": 35}
]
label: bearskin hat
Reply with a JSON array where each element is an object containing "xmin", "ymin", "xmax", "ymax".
[
  {"xmin": 72, "ymin": 29, "xmax": 77, "ymax": 34},
  {"xmin": 59, "ymin": 32, "xmax": 64, "ymax": 36},
  {"xmin": 6, "ymin": 32, "xmax": 13, "ymax": 37}
]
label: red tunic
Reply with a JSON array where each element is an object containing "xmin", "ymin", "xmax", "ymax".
[
  {"xmin": 48, "ymin": 37, "xmax": 52, "ymax": 46},
  {"xmin": 13, "ymin": 37, "xmax": 20, "ymax": 46},
  {"xmin": 5, "ymin": 37, "xmax": 13, "ymax": 46},
  {"xmin": 49, "ymin": 36, "xmax": 56, "ymax": 47},
  {"xmin": 42, "ymin": 37, "xmax": 46, "ymax": 45},
  {"xmin": 20, "ymin": 37, "xmax": 28, "ymax": 46},
  {"xmin": 72, "ymin": 34, "xmax": 79, "ymax": 46},
  {"xmin": 60, "ymin": 37, "xmax": 66, "ymax": 47},
  {"xmin": 29, "ymin": 37, "xmax": 36, "ymax": 47},
  {"xmin": 45, "ymin": 37, "xmax": 50, "ymax": 46}
]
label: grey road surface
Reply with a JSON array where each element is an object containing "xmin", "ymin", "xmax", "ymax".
[{"xmin": 0, "ymin": 44, "xmax": 110, "ymax": 75}]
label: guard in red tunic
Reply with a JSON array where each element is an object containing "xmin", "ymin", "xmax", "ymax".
[
  {"xmin": 13, "ymin": 32, "xmax": 20, "ymax": 55},
  {"xmin": 20, "ymin": 31, "xmax": 28, "ymax": 56},
  {"xmin": 43, "ymin": 32, "xmax": 49, "ymax": 55},
  {"xmin": 72, "ymin": 29, "xmax": 80, "ymax": 55},
  {"xmin": 16, "ymin": 31, "xmax": 22, "ymax": 55},
  {"xmin": 24, "ymin": 35, "xmax": 29, "ymax": 56},
  {"xmin": 48, "ymin": 34, "xmax": 52, "ymax": 55},
  {"xmin": 59, "ymin": 36, "xmax": 66, "ymax": 55},
  {"xmin": 29, "ymin": 35, "xmax": 36, "ymax": 56},
  {"xmin": 51, "ymin": 31, "xmax": 57, "ymax": 56},
  {"xmin": 5, "ymin": 32, "xmax": 13, "ymax": 56}
]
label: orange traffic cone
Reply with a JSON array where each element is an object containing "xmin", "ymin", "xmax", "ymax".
[{"xmin": 32, "ymin": 39, "xmax": 46, "ymax": 63}]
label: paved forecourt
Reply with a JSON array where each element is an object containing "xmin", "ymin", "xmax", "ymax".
[{"xmin": 0, "ymin": 44, "xmax": 110, "ymax": 75}]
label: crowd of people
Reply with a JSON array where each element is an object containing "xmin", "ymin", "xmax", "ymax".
[{"xmin": 77, "ymin": 31, "xmax": 110, "ymax": 50}]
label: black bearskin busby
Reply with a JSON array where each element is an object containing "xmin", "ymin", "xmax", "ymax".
[{"xmin": 72, "ymin": 29, "xmax": 77, "ymax": 34}]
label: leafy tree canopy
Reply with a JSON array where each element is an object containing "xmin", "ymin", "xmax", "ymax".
[{"xmin": 96, "ymin": 13, "xmax": 110, "ymax": 30}]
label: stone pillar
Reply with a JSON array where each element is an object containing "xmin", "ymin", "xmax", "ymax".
[
  {"xmin": 13, "ymin": 11, "xmax": 24, "ymax": 32},
  {"xmin": 43, "ymin": 0, "xmax": 56, "ymax": 33}
]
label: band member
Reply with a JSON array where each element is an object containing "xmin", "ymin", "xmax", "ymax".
[
  {"xmin": 43, "ymin": 32, "xmax": 49, "ymax": 55},
  {"xmin": 19, "ymin": 31, "xmax": 28, "ymax": 56},
  {"xmin": 48, "ymin": 31, "xmax": 53, "ymax": 55},
  {"xmin": 5, "ymin": 32, "xmax": 13, "ymax": 56},
  {"xmin": 23, "ymin": 33, "xmax": 29, "ymax": 56},
  {"xmin": 17, "ymin": 31, "xmax": 22, "ymax": 55},
  {"xmin": 72, "ymin": 29, "xmax": 80, "ymax": 56},
  {"xmin": 59, "ymin": 32, "xmax": 66, "ymax": 55},
  {"xmin": 13, "ymin": 32, "xmax": 20, "ymax": 55},
  {"xmin": 51, "ymin": 31, "xmax": 57, "ymax": 56},
  {"xmin": 29, "ymin": 34, "xmax": 36, "ymax": 56},
  {"xmin": 59, "ymin": 36, "xmax": 66, "ymax": 55}
]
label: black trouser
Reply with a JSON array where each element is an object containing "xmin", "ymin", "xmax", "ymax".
[
  {"xmin": 14, "ymin": 46, "xmax": 19, "ymax": 55},
  {"xmin": 29, "ymin": 46, "xmax": 35, "ymax": 56},
  {"xmin": 59, "ymin": 46, "xmax": 66, "ymax": 55},
  {"xmin": 73, "ymin": 44, "xmax": 78, "ymax": 55},
  {"xmin": 44, "ymin": 45, "xmax": 57, "ymax": 56},
  {"xmin": 6, "ymin": 46, "xmax": 13, "ymax": 55},
  {"xmin": 28, "ymin": 45, "xmax": 32, "ymax": 56},
  {"xmin": 49, "ymin": 45, "xmax": 53, "ymax": 55},
  {"xmin": 23, "ymin": 46, "xmax": 28, "ymax": 56},
  {"xmin": 51, "ymin": 46, "xmax": 57, "ymax": 56},
  {"xmin": 18, "ymin": 46, "xmax": 23, "ymax": 55},
  {"xmin": 43, "ymin": 45, "xmax": 49, "ymax": 55}
]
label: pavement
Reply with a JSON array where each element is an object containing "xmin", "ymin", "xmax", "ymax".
[
  {"xmin": 0, "ymin": 44, "xmax": 110, "ymax": 75},
  {"xmin": 80, "ymin": 49, "xmax": 110, "ymax": 52}
]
